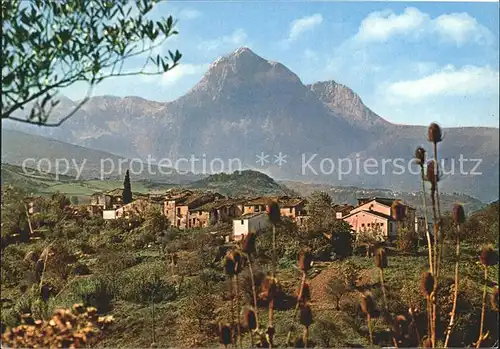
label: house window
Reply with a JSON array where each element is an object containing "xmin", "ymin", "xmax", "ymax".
[
  {"xmin": 199, "ymin": 211, "xmax": 202, "ymax": 215},
  {"xmin": 289, "ymin": 207, "xmax": 293, "ymax": 213},
  {"xmin": 177, "ymin": 207, "xmax": 181, "ymax": 215},
  {"xmin": 367, "ymin": 223, "xmax": 371, "ymax": 227},
  {"xmin": 177, "ymin": 219, "xmax": 180, "ymax": 226},
  {"xmin": 241, "ymin": 220, "xmax": 244, "ymax": 225},
  {"xmin": 193, "ymin": 218, "xmax": 196, "ymax": 225},
  {"xmin": 361, "ymin": 223, "xmax": 365, "ymax": 227}
]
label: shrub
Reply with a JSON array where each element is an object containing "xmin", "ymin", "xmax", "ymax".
[
  {"xmin": 311, "ymin": 316, "xmax": 345, "ymax": 348},
  {"xmin": 117, "ymin": 262, "xmax": 176, "ymax": 303},
  {"xmin": 72, "ymin": 262, "xmax": 91, "ymax": 276},
  {"xmin": 397, "ymin": 228, "xmax": 418, "ymax": 253},
  {"xmin": 72, "ymin": 277, "xmax": 115, "ymax": 313},
  {"xmin": 1, "ymin": 245, "xmax": 30, "ymax": 287},
  {"xmin": 97, "ymin": 250, "xmax": 138, "ymax": 274},
  {"xmin": 124, "ymin": 229, "xmax": 155, "ymax": 249},
  {"xmin": 326, "ymin": 261, "xmax": 360, "ymax": 310}
]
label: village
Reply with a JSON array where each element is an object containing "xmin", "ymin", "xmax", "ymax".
[{"xmin": 26, "ymin": 187, "xmax": 428, "ymax": 243}]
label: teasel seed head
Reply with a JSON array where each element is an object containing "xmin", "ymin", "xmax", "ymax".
[
  {"xmin": 224, "ymin": 249, "xmax": 244, "ymax": 276},
  {"xmin": 299, "ymin": 303, "xmax": 313, "ymax": 327},
  {"xmin": 35, "ymin": 259, "xmax": 44, "ymax": 277},
  {"xmin": 392, "ymin": 200, "xmax": 406, "ymax": 221},
  {"xmin": 298, "ymin": 248, "xmax": 313, "ymax": 272},
  {"xmin": 260, "ymin": 276, "xmax": 278, "ymax": 302},
  {"xmin": 393, "ymin": 315, "xmax": 408, "ymax": 340},
  {"xmin": 241, "ymin": 232, "xmax": 257, "ymax": 255},
  {"xmin": 480, "ymin": 245, "xmax": 498, "ymax": 267},
  {"xmin": 267, "ymin": 201, "xmax": 281, "ymax": 224},
  {"xmin": 427, "ymin": 122, "xmax": 442, "ymax": 143},
  {"xmin": 244, "ymin": 308, "xmax": 257, "ymax": 331},
  {"xmin": 415, "ymin": 147, "xmax": 426, "ymax": 166},
  {"xmin": 296, "ymin": 282, "xmax": 311, "ymax": 303},
  {"xmin": 420, "ymin": 272, "xmax": 434, "ymax": 297},
  {"xmin": 452, "ymin": 203, "xmax": 466, "ymax": 225},
  {"xmin": 360, "ymin": 293, "xmax": 376, "ymax": 317},
  {"xmin": 491, "ymin": 287, "xmax": 499, "ymax": 312},
  {"xmin": 218, "ymin": 323, "xmax": 232, "ymax": 346},
  {"xmin": 426, "ymin": 160, "xmax": 439, "ymax": 185},
  {"xmin": 224, "ymin": 252, "xmax": 236, "ymax": 276},
  {"xmin": 374, "ymin": 247, "xmax": 388, "ymax": 269}
]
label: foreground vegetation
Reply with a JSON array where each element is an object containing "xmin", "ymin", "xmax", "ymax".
[{"xmin": 1, "ymin": 192, "xmax": 498, "ymax": 347}]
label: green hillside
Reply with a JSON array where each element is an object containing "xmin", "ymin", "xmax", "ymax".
[
  {"xmin": 0, "ymin": 163, "xmax": 174, "ymax": 199},
  {"xmin": 1, "ymin": 129, "xmax": 201, "ymax": 183},
  {"xmin": 186, "ymin": 170, "xmax": 298, "ymax": 197}
]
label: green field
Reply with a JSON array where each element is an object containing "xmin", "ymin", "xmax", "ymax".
[{"xmin": 1, "ymin": 163, "xmax": 175, "ymax": 198}]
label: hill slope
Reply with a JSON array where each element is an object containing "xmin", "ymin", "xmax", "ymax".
[
  {"xmin": 186, "ymin": 170, "xmax": 297, "ymax": 197},
  {"xmin": 1, "ymin": 129, "xmax": 201, "ymax": 183},
  {"xmin": 282, "ymin": 180, "xmax": 486, "ymax": 214}
]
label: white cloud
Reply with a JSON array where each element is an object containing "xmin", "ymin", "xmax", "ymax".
[
  {"xmin": 198, "ymin": 29, "xmax": 248, "ymax": 52},
  {"xmin": 355, "ymin": 7, "xmax": 493, "ymax": 46},
  {"xmin": 161, "ymin": 63, "xmax": 209, "ymax": 86},
  {"xmin": 434, "ymin": 12, "xmax": 494, "ymax": 46},
  {"xmin": 288, "ymin": 14, "xmax": 323, "ymax": 42},
  {"xmin": 178, "ymin": 8, "xmax": 202, "ymax": 20},
  {"xmin": 356, "ymin": 7, "xmax": 428, "ymax": 42},
  {"xmin": 384, "ymin": 65, "xmax": 499, "ymax": 102}
]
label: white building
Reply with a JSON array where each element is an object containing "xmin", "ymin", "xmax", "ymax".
[
  {"xmin": 232, "ymin": 212, "xmax": 269, "ymax": 241},
  {"xmin": 103, "ymin": 210, "xmax": 117, "ymax": 220}
]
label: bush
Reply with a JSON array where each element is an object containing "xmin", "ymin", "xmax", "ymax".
[
  {"xmin": 311, "ymin": 315, "xmax": 345, "ymax": 348},
  {"xmin": 397, "ymin": 228, "xmax": 418, "ymax": 253},
  {"xmin": 124, "ymin": 229, "xmax": 155, "ymax": 249},
  {"xmin": 117, "ymin": 262, "xmax": 176, "ymax": 303},
  {"xmin": 72, "ymin": 262, "xmax": 91, "ymax": 276},
  {"xmin": 1, "ymin": 245, "xmax": 30, "ymax": 287},
  {"xmin": 97, "ymin": 251, "xmax": 138, "ymax": 275},
  {"xmin": 72, "ymin": 277, "xmax": 115, "ymax": 313}
]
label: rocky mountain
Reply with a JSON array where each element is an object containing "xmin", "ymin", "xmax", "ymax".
[
  {"xmin": 3, "ymin": 47, "xmax": 498, "ymax": 202},
  {"xmin": 307, "ymin": 80, "xmax": 389, "ymax": 130}
]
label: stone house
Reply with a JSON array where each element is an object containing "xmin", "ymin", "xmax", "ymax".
[
  {"xmin": 164, "ymin": 190, "xmax": 225, "ymax": 229},
  {"xmin": 189, "ymin": 198, "xmax": 245, "ymax": 228},
  {"xmin": 342, "ymin": 197, "xmax": 416, "ymax": 239},
  {"xmin": 115, "ymin": 198, "xmax": 162, "ymax": 219},
  {"xmin": 232, "ymin": 212, "xmax": 269, "ymax": 241},
  {"xmin": 279, "ymin": 198, "xmax": 308, "ymax": 224}
]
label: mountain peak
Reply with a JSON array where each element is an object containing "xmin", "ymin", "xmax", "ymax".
[
  {"xmin": 231, "ymin": 46, "xmax": 257, "ymax": 57},
  {"xmin": 307, "ymin": 80, "xmax": 390, "ymax": 129},
  {"xmin": 187, "ymin": 47, "xmax": 302, "ymax": 99}
]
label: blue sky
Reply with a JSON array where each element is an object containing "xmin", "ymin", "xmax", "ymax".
[{"xmin": 65, "ymin": 1, "xmax": 499, "ymax": 128}]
